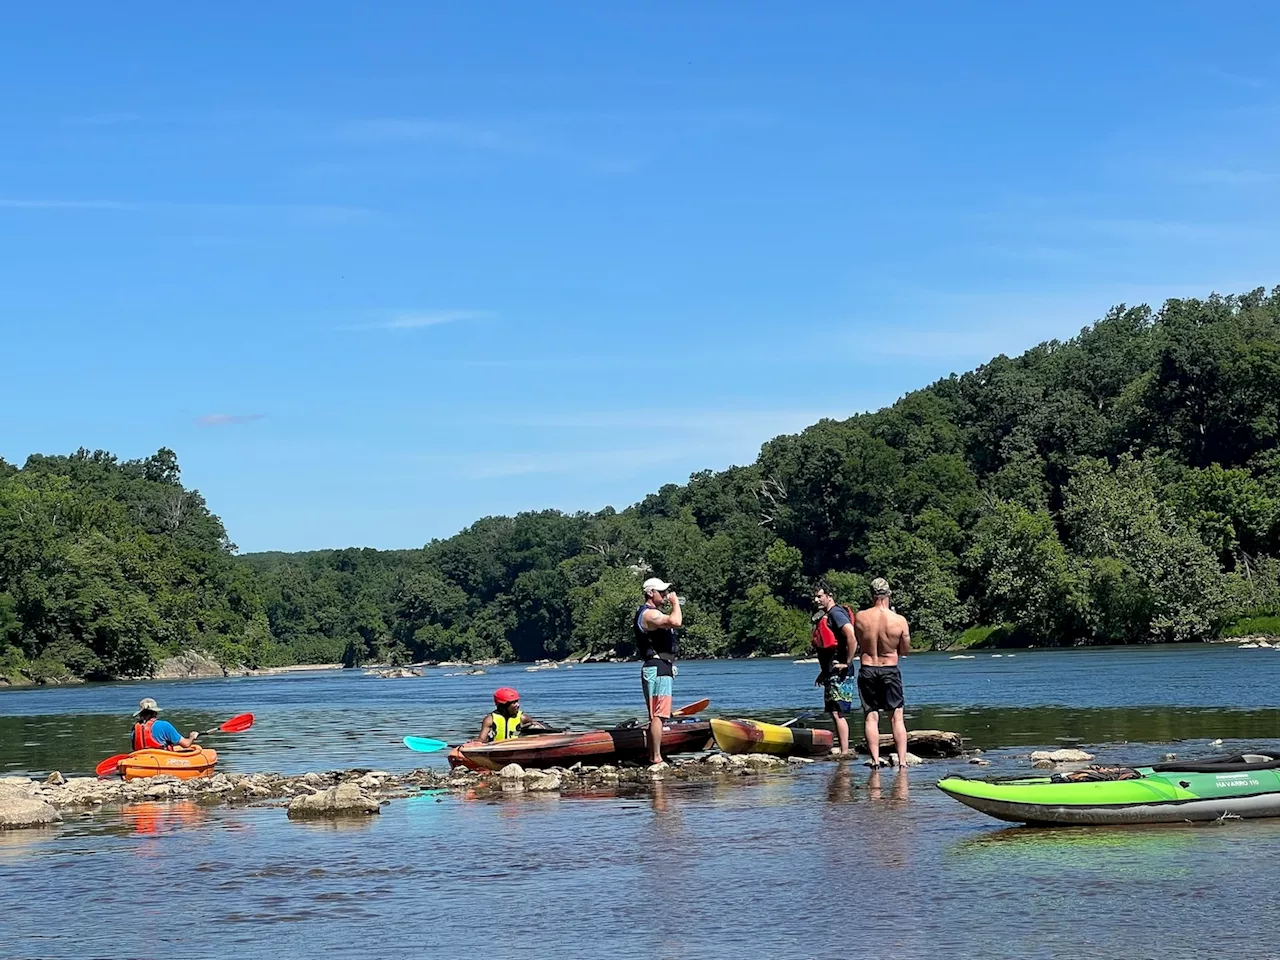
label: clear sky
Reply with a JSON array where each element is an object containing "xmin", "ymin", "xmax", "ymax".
[{"xmin": 2, "ymin": 3, "xmax": 1277, "ymax": 552}]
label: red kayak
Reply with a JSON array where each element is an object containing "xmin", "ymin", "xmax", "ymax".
[{"xmin": 447, "ymin": 718, "xmax": 714, "ymax": 771}]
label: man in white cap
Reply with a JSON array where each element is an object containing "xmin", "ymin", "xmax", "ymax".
[
  {"xmin": 634, "ymin": 577, "xmax": 682, "ymax": 766},
  {"xmin": 853, "ymin": 577, "xmax": 911, "ymax": 769},
  {"xmin": 131, "ymin": 698, "xmax": 200, "ymax": 751}
]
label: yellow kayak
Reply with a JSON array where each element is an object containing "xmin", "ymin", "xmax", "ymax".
[{"xmin": 710, "ymin": 718, "xmax": 833, "ymax": 757}]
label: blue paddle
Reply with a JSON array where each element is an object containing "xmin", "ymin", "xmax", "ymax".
[{"xmin": 403, "ymin": 736, "xmax": 449, "ymax": 753}]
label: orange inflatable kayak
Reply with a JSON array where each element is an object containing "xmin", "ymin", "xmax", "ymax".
[{"xmin": 117, "ymin": 747, "xmax": 218, "ymax": 781}]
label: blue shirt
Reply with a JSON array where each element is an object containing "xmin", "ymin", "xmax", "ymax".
[{"xmin": 146, "ymin": 719, "xmax": 183, "ymax": 746}]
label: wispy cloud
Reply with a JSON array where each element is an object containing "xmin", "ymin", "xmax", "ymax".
[
  {"xmin": 413, "ymin": 447, "xmax": 688, "ymax": 480},
  {"xmin": 349, "ymin": 118, "xmax": 526, "ymax": 152},
  {"xmin": 1182, "ymin": 168, "xmax": 1276, "ymax": 186},
  {"xmin": 1202, "ymin": 68, "xmax": 1269, "ymax": 89},
  {"xmin": 195, "ymin": 413, "xmax": 266, "ymax": 427},
  {"xmin": 0, "ymin": 199, "xmax": 374, "ymax": 223},
  {"xmin": 63, "ymin": 112, "xmax": 141, "ymax": 127},
  {"xmin": 340, "ymin": 309, "xmax": 491, "ymax": 332},
  {"xmin": 0, "ymin": 199, "xmax": 139, "ymax": 210}
]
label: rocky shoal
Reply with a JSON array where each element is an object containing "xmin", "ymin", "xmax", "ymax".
[{"xmin": 0, "ymin": 728, "xmax": 987, "ymax": 828}]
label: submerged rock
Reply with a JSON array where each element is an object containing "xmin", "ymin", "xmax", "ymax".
[
  {"xmin": 287, "ymin": 783, "xmax": 381, "ymax": 819},
  {"xmin": 0, "ymin": 785, "xmax": 62, "ymax": 829}
]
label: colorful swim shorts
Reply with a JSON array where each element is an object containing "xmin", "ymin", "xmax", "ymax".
[{"xmin": 641, "ymin": 658, "xmax": 676, "ymax": 718}]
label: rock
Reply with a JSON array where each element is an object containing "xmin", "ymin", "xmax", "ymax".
[
  {"xmin": 1030, "ymin": 749, "xmax": 1095, "ymax": 763},
  {"xmin": 287, "ymin": 783, "xmax": 381, "ymax": 819},
  {"xmin": 0, "ymin": 777, "xmax": 33, "ymax": 788},
  {"xmin": 596, "ymin": 765, "xmax": 619, "ymax": 779},
  {"xmin": 1032, "ymin": 759, "xmax": 1055, "ymax": 769},
  {"xmin": 744, "ymin": 755, "xmax": 783, "ymax": 768},
  {"xmin": 43, "ymin": 772, "xmax": 66, "ymax": 786},
  {"xmin": 154, "ymin": 650, "xmax": 228, "ymax": 679},
  {"xmin": 891, "ymin": 753, "xmax": 924, "ymax": 767},
  {"xmin": 704, "ymin": 754, "xmax": 730, "ymax": 768},
  {"xmin": 889, "ymin": 730, "xmax": 964, "ymax": 758},
  {"xmin": 356, "ymin": 774, "xmax": 383, "ymax": 790},
  {"xmin": 787, "ymin": 756, "xmax": 815, "ymax": 765},
  {"xmin": 498, "ymin": 764, "xmax": 525, "ymax": 781},
  {"xmin": 527, "ymin": 774, "xmax": 562, "ymax": 792},
  {"xmin": 646, "ymin": 762, "xmax": 669, "ymax": 779},
  {"xmin": 969, "ymin": 758, "xmax": 992, "ymax": 766},
  {"xmin": 1211, "ymin": 739, "xmax": 1224, "ymax": 747},
  {"xmin": 1163, "ymin": 753, "xmax": 1177, "ymax": 761},
  {"xmin": 0, "ymin": 785, "xmax": 62, "ymax": 829}
]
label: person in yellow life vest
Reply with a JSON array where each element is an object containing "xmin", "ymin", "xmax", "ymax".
[
  {"xmin": 478, "ymin": 687, "xmax": 541, "ymax": 742},
  {"xmin": 131, "ymin": 697, "xmax": 199, "ymax": 750}
]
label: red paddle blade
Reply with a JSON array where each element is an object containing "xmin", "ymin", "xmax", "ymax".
[
  {"xmin": 218, "ymin": 713, "xmax": 254, "ymax": 734},
  {"xmin": 673, "ymin": 698, "xmax": 710, "ymax": 717},
  {"xmin": 96, "ymin": 754, "xmax": 128, "ymax": 777}
]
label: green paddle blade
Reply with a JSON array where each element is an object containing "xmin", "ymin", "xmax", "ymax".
[{"xmin": 403, "ymin": 736, "xmax": 449, "ymax": 753}]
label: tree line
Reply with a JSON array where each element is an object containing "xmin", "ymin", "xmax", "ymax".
[{"xmin": 3, "ymin": 287, "xmax": 1279, "ymax": 682}]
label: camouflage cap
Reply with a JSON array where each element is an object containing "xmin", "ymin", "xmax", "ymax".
[{"xmin": 870, "ymin": 577, "xmax": 892, "ymax": 597}]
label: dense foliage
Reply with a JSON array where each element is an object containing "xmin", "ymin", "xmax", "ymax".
[{"xmin": 4, "ymin": 288, "xmax": 1279, "ymax": 681}]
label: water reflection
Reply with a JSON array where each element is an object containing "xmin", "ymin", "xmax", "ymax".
[{"xmin": 118, "ymin": 800, "xmax": 207, "ymax": 836}]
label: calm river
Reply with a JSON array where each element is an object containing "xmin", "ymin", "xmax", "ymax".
[{"xmin": 3, "ymin": 645, "xmax": 1279, "ymax": 959}]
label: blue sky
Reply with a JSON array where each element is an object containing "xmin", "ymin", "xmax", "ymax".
[{"xmin": 2, "ymin": 3, "xmax": 1277, "ymax": 552}]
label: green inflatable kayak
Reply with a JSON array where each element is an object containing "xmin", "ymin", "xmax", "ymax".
[{"xmin": 937, "ymin": 752, "xmax": 1280, "ymax": 825}]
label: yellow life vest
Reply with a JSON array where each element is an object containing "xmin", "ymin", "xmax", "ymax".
[{"xmin": 490, "ymin": 709, "xmax": 525, "ymax": 742}]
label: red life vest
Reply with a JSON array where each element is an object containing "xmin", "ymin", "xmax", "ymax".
[
  {"xmin": 811, "ymin": 606, "xmax": 855, "ymax": 651},
  {"xmin": 133, "ymin": 719, "xmax": 166, "ymax": 751}
]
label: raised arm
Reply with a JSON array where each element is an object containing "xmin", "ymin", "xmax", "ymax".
[{"xmin": 643, "ymin": 593, "xmax": 683, "ymax": 629}]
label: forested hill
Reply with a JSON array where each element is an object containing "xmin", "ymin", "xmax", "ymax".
[{"xmin": 4, "ymin": 288, "xmax": 1280, "ymax": 683}]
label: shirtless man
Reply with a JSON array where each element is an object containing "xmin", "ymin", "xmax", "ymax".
[{"xmin": 853, "ymin": 577, "xmax": 911, "ymax": 769}]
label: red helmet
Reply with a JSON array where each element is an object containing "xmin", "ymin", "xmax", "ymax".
[{"xmin": 493, "ymin": 687, "xmax": 520, "ymax": 706}]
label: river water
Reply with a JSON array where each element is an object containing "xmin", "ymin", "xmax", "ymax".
[{"xmin": 3, "ymin": 645, "xmax": 1280, "ymax": 959}]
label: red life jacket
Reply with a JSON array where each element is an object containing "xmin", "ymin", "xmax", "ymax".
[
  {"xmin": 811, "ymin": 606, "xmax": 856, "ymax": 651},
  {"xmin": 133, "ymin": 718, "xmax": 166, "ymax": 751}
]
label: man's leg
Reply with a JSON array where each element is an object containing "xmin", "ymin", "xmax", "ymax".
[
  {"xmin": 641, "ymin": 667, "xmax": 663, "ymax": 764},
  {"xmin": 830, "ymin": 710, "xmax": 849, "ymax": 754},
  {"xmin": 891, "ymin": 707, "xmax": 908, "ymax": 769},
  {"xmin": 864, "ymin": 709, "xmax": 881, "ymax": 765}
]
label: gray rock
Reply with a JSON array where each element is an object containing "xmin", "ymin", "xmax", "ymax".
[
  {"xmin": 704, "ymin": 754, "xmax": 731, "ymax": 768},
  {"xmin": 287, "ymin": 783, "xmax": 381, "ymax": 819},
  {"xmin": 1163, "ymin": 753, "xmax": 1177, "ymax": 761},
  {"xmin": 1032, "ymin": 759, "xmax": 1055, "ymax": 769},
  {"xmin": 1030, "ymin": 749, "xmax": 1094, "ymax": 763},
  {"xmin": 154, "ymin": 650, "xmax": 228, "ymax": 679},
  {"xmin": 43, "ymin": 772, "xmax": 67, "ymax": 786},
  {"xmin": 498, "ymin": 763, "xmax": 525, "ymax": 781},
  {"xmin": 0, "ymin": 785, "xmax": 62, "ymax": 829},
  {"xmin": 969, "ymin": 758, "xmax": 992, "ymax": 766},
  {"xmin": 527, "ymin": 774, "xmax": 562, "ymax": 792},
  {"xmin": 891, "ymin": 753, "xmax": 924, "ymax": 767},
  {"xmin": 786, "ymin": 756, "xmax": 815, "ymax": 765}
]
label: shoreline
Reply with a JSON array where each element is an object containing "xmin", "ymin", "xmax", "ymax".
[{"xmin": 4, "ymin": 636, "xmax": 1278, "ymax": 690}]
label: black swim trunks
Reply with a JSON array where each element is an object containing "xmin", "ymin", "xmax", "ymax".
[{"xmin": 856, "ymin": 664, "xmax": 904, "ymax": 715}]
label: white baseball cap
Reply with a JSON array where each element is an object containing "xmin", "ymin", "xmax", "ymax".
[{"xmin": 642, "ymin": 577, "xmax": 672, "ymax": 594}]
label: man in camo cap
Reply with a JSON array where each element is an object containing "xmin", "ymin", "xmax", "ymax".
[{"xmin": 853, "ymin": 577, "xmax": 912, "ymax": 769}]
